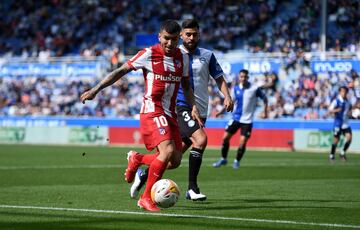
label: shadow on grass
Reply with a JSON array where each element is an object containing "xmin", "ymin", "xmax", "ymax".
[{"xmin": 176, "ymin": 197, "xmax": 344, "ymax": 211}]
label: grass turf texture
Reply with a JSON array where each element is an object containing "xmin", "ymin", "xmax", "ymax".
[{"xmin": 0, "ymin": 144, "xmax": 359, "ymax": 230}]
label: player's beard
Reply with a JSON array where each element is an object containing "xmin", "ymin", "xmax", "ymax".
[{"xmin": 184, "ymin": 40, "xmax": 198, "ymax": 52}]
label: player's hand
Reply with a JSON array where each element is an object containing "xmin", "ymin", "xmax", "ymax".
[
  {"xmin": 80, "ymin": 88, "xmax": 98, "ymax": 104},
  {"xmin": 191, "ymin": 106, "xmax": 204, "ymax": 128},
  {"xmin": 224, "ymin": 96, "xmax": 234, "ymax": 112}
]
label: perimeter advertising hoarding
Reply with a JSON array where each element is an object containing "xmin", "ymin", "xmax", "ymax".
[
  {"xmin": 108, "ymin": 127, "xmax": 294, "ymax": 150},
  {"xmin": 0, "ymin": 126, "xmax": 108, "ymax": 145},
  {"xmin": 294, "ymin": 129, "xmax": 360, "ymax": 152}
]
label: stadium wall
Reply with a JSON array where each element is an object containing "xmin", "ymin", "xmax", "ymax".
[
  {"xmin": 1, "ymin": 58, "xmax": 359, "ymax": 77},
  {"xmin": 0, "ymin": 117, "xmax": 359, "ymax": 152}
]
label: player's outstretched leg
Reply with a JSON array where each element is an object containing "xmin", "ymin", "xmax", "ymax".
[
  {"xmin": 329, "ymin": 143, "xmax": 336, "ymax": 162},
  {"xmin": 340, "ymin": 134, "xmax": 351, "ymax": 162},
  {"xmin": 125, "ymin": 150, "xmax": 158, "ymax": 184},
  {"xmin": 213, "ymin": 132, "xmax": 231, "ymax": 168},
  {"xmin": 233, "ymin": 145, "xmax": 246, "ymax": 169},
  {"xmin": 124, "ymin": 151, "xmax": 142, "ymax": 183},
  {"xmin": 213, "ymin": 139, "xmax": 228, "ymax": 167}
]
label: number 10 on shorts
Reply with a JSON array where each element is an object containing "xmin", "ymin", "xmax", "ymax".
[{"xmin": 154, "ymin": 116, "xmax": 168, "ymax": 128}]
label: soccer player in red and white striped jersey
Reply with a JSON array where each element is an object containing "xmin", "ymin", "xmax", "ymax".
[{"xmin": 80, "ymin": 20, "xmax": 202, "ymax": 212}]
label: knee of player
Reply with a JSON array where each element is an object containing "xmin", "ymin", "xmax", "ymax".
[
  {"xmin": 192, "ymin": 134, "xmax": 207, "ymax": 149},
  {"xmin": 222, "ymin": 136, "xmax": 230, "ymax": 143},
  {"xmin": 222, "ymin": 132, "xmax": 232, "ymax": 142},
  {"xmin": 239, "ymin": 136, "xmax": 249, "ymax": 145},
  {"xmin": 167, "ymin": 156, "xmax": 182, "ymax": 169}
]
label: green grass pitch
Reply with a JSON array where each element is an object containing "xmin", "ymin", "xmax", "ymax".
[{"xmin": 0, "ymin": 144, "xmax": 359, "ymax": 230}]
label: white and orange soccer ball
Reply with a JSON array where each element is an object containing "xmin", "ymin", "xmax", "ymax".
[{"xmin": 151, "ymin": 179, "xmax": 180, "ymax": 208}]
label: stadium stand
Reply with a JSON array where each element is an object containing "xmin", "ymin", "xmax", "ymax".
[{"xmin": 0, "ymin": 0, "xmax": 359, "ymax": 119}]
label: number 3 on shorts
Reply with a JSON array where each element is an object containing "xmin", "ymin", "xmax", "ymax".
[
  {"xmin": 153, "ymin": 116, "xmax": 168, "ymax": 128},
  {"xmin": 182, "ymin": 111, "xmax": 192, "ymax": 122}
]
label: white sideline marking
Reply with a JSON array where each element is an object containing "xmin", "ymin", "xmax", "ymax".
[
  {"xmin": 1, "ymin": 159, "xmax": 355, "ymax": 170},
  {"xmin": 0, "ymin": 205, "xmax": 359, "ymax": 229},
  {"xmin": 0, "ymin": 165, "xmax": 121, "ymax": 170}
]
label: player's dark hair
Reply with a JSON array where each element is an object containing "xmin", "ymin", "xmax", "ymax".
[
  {"xmin": 339, "ymin": 86, "xmax": 348, "ymax": 93},
  {"xmin": 182, "ymin": 19, "xmax": 199, "ymax": 29},
  {"xmin": 240, "ymin": 69, "xmax": 249, "ymax": 75},
  {"xmin": 160, "ymin": 20, "xmax": 181, "ymax": 34}
]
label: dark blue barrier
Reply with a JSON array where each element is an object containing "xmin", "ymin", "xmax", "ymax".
[{"xmin": 0, "ymin": 116, "xmax": 359, "ymax": 130}]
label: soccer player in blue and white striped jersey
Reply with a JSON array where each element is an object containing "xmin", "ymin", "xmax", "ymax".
[
  {"xmin": 328, "ymin": 86, "xmax": 352, "ymax": 162},
  {"xmin": 213, "ymin": 69, "xmax": 268, "ymax": 169}
]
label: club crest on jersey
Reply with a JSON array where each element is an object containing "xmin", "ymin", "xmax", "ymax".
[
  {"xmin": 159, "ymin": 127, "xmax": 166, "ymax": 135},
  {"xmin": 199, "ymin": 57, "xmax": 206, "ymax": 63}
]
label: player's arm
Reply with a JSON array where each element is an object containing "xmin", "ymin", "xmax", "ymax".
[
  {"xmin": 80, "ymin": 63, "xmax": 132, "ymax": 103},
  {"xmin": 347, "ymin": 104, "xmax": 353, "ymax": 116},
  {"xmin": 328, "ymin": 100, "xmax": 341, "ymax": 115},
  {"xmin": 329, "ymin": 107, "xmax": 342, "ymax": 114},
  {"xmin": 262, "ymin": 95, "xmax": 268, "ymax": 119},
  {"xmin": 181, "ymin": 77, "xmax": 204, "ymax": 127},
  {"xmin": 215, "ymin": 106, "xmax": 227, "ymax": 118},
  {"xmin": 257, "ymin": 87, "xmax": 268, "ymax": 119},
  {"xmin": 215, "ymin": 76, "xmax": 234, "ymax": 112}
]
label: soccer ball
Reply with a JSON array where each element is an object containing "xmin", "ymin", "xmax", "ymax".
[{"xmin": 151, "ymin": 179, "xmax": 180, "ymax": 208}]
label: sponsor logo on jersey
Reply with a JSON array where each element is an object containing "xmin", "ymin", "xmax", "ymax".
[{"xmin": 155, "ymin": 74, "xmax": 181, "ymax": 82}]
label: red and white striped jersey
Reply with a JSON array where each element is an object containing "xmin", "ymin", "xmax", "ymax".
[{"xmin": 127, "ymin": 44, "xmax": 189, "ymax": 118}]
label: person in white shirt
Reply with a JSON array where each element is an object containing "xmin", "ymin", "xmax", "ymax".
[
  {"xmin": 328, "ymin": 86, "xmax": 352, "ymax": 162},
  {"xmin": 213, "ymin": 69, "xmax": 268, "ymax": 169}
]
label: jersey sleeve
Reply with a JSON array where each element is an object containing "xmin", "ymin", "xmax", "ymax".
[
  {"xmin": 126, "ymin": 48, "xmax": 150, "ymax": 70},
  {"xmin": 329, "ymin": 99, "xmax": 337, "ymax": 110},
  {"xmin": 232, "ymin": 87, "xmax": 237, "ymax": 102},
  {"xmin": 209, "ymin": 53, "xmax": 224, "ymax": 79}
]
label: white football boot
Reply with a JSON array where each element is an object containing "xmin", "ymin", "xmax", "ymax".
[
  {"xmin": 186, "ymin": 189, "xmax": 207, "ymax": 201},
  {"xmin": 130, "ymin": 169, "xmax": 145, "ymax": 199}
]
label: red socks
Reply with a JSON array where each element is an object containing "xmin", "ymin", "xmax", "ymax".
[
  {"xmin": 140, "ymin": 154, "xmax": 158, "ymax": 166},
  {"xmin": 143, "ymin": 158, "xmax": 167, "ymax": 199}
]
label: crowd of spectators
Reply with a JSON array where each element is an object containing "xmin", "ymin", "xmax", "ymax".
[
  {"xmin": 0, "ymin": 0, "xmax": 359, "ymax": 120},
  {"xmin": 208, "ymin": 69, "xmax": 359, "ymax": 120},
  {"xmin": 0, "ymin": 67, "xmax": 359, "ymax": 120},
  {"xmin": 0, "ymin": 76, "xmax": 143, "ymax": 118},
  {"xmin": 247, "ymin": 0, "xmax": 360, "ymax": 53},
  {"xmin": 0, "ymin": 0, "xmax": 130, "ymax": 58},
  {"xmin": 2, "ymin": 0, "xmax": 358, "ymax": 59}
]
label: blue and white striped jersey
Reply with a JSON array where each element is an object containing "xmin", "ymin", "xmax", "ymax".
[
  {"xmin": 232, "ymin": 83, "xmax": 266, "ymax": 124},
  {"xmin": 329, "ymin": 95, "xmax": 351, "ymax": 129},
  {"xmin": 176, "ymin": 45, "xmax": 224, "ymax": 118}
]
